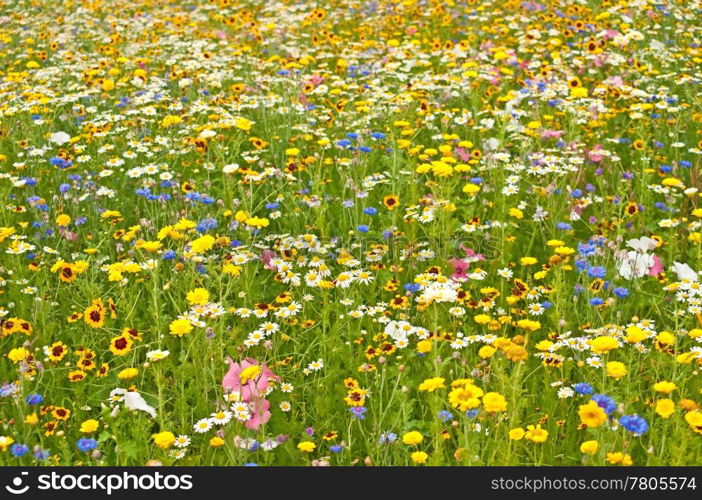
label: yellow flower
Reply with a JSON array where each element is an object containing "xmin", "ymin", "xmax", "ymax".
[
  {"xmin": 478, "ymin": 345, "xmax": 496, "ymax": 358},
  {"xmin": 416, "ymin": 339, "xmax": 432, "ymax": 353},
  {"xmin": 0, "ymin": 436, "xmax": 15, "ymax": 451},
  {"xmin": 605, "ymin": 361, "xmax": 627, "ymax": 380},
  {"xmin": 235, "ymin": 117, "xmax": 252, "ymax": 131},
  {"xmin": 589, "ymin": 336, "xmax": 620, "ymax": 354},
  {"xmin": 160, "ymin": 115, "xmax": 182, "ymax": 127},
  {"xmin": 80, "ymin": 419, "xmax": 100, "ymax": 433},
  {"xmin": 56, "ymin": 214, "xmax": 71, "ymax": 227},
  {"xmin": 117, "ymin": 367, "xmax": 138, "ymax": 380},
  {"xmin": 418, "ymin": 377, "xmax": 445, "ymax": 392},
  {"xmin": 474, "ymin": 314, "xmax": 491, "ymax": 325},
  {"xmin": 448, "ymin": 384, "xmax": 483, "ymax": 411},
  {"xmin": 655, "ymin": 399, "xmax": 675, "ymax": 419},
  {"xmin": 285, "ymin": 148, "xmax": 300, "ymax": 156},
  {"xmin": 240, "ymin": 365, "xmax": 261, "ymax": 384},
  {"xmin": 24, "ymin": 413, "xmax": 39, "ymax": 425},
  {"xmin": 411, "ymin": 451, "xmax": 428, "ymax": 464},
  {"xmin": 606, "ymin": 452, "xmax": 633, "ymax": 466},
  {"xmin": 8, "ymin": 347, "xmax": 30, "ymax": 363},
  {"xmin": 554, "ymin": 246, "xmax": 575, "ymax": 256},
  {"xmin": 190, "ymin": 234, "xmax": 215, "ymax": 254},
  {"xmin": 402, "ymin": 431, "xmax": 424, "ymax": 445},
  {"xmin": 135, "ymin": 240, "xmax": 162, "ymax": 252},
  {"xmin": 624, "ymin": 326, "xmax": 648, "ymax": 343},
  {"xmin": 482, "ymin": 392, "xmax": 507, "ymax": 412},
  {"xmin": 524, "ymin": 424, "xmax": 548, "ymax": 443},
  {"xmin": 209, "ymin": 437, "xmax": 225, "ymax": 447},
  {"xmin": 462, "ymin": 183, "xmax": 480, "ymax": 195},
  {"xmin": 297, "ymin": 441, "xmax": 316, "ymax": 452},
  {"xmin": 570, "ymin": 86, "xmax": 588, "ymax": 98},
  {"xmin": 653, "ymin": 381, "xmax": 676, "ymax": 394},
  {"xmin": 102, "ymin": 79, "xmax": 115, "ymax": 91},
  {"xmin": 508, "ymin": 428, "xmax": 525, "ymax": 440},
  {"xmin": 152, "ymin": 431, "xmax": 176, "ymax": 449},
  {"xmin": 245, "ymin": 217, "xmax": 270, "ymax": 229},
  {"xmin": 169, "ymin": 318, "xmax": 193, "ymax": 337},
  {"xmin": 520, "ymin": 256, "xmax": 537, "ymax": 266},
  {"xmin": 578, "ymin": 401, "xmax": 607, "ymax": 428},
  {"xmin": 186, "ymin": 288, "xmax": 209, "ymax": 305},
  {"xmin": 580, "ymin": 440, "xmax": 599, "ymax": 455},
  {"xmin": 508, "ymin": 208, "xmax": 523, "ymax": 219},
  {"xmin": 684, "ymin": 410, "xmax": 702, "ymax": 435}
]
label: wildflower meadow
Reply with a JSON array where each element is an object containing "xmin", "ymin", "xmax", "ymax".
[{"xmin": 0, "ymin": 0, "xmax": 702, "ymax": 467}]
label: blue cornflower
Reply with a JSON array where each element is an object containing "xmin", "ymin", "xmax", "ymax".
[
  {"xmin": 10, "ymin": 444, "xmax": 29, "ymax": 457},
  {"xmin": 265, "ymin": 202, "xmax": 279, "ymax": 210},
  {"xmin": 619, "ymin": 414, "xmax": 649, "ymax": 435},
  {"xmin": 613, "ymin": 287, "xmax": 629, "ymax": 298},
  {"xmin": 587, "ymin": 266, "xmax": 606, "ymax": 278},
  {"xmin": 573, "ymin": 383, "xmax": 593, "ymax": 395},
  {"xmin": 438, "ymin": 410, "xmax": 453, "ymax": 422},
  {"xmin": 34, "ymin": 449, "xmax": 50, "ymax": 461},
  {"xmin": 350, "ymin": 407, "xmax": 367, "ymax": 419},
  {"xmin": 371, "ymin": 132, "xmax": 386, "ymax": 140},
  {"xmin": 162, "ymin": 250, "xmax": 177, "ymax": 260},
  {"xmin": 363, "ymin": 207, "xmax": 378, "ymax": 216},
  {"xmin": 404, "ymin": 283, "xmax": 420, "ymax": 293},
  {"xmin": 592, "ymin": 394, "xmax": 616, "ymax": 415},
  {"xmin": 589, "ymin": 298, "xmax": 604, "ymax": 306},
  {"xmin": 76, "ymin": 438, "xmax": 98, "ymax": 452},
  {"xmin": 465, "ymin": 409, "xmax": 480, "ymax": 418},
  {"xmin": 25, "ymin": 393, "xmax": 43, "ymax": 405},
  {"xmin": 196, "ymin": 217, "xmax": 217, "ymax": 233},
  {"xmin": 378, "ymin": 432, "xmax": 397, "ymax": 444},
  {"xmin": 329, "ymin": 445, "xmax": 343, "ymax": 453},
  {"xmin": 357, "ymin": 224, "xmax": 369, "ymax": 233},
  {"xmin": 0, "ymin": 382, "xmax": 19, "ymax": 397},
  {"xmin": 556, "ymin": 222, "xmax": 572, "ymax": 230}
]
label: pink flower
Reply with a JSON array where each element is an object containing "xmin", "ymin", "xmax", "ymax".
[
  {"xmin": 454, "ymin": 147, "xmax": 472, "ymax": 162},
  {"xmin": 260, "ymin": 249, "xmax": 277, "ymax": 271},
  {"xmin": 222, "ymin": 357, "xmax": 278, "ymax": 401},
  {"xmin": 540, "ymin": 129, "xmax": 564, "ymax": 140},
  {"xmin": 449, "ymin": 258, "xmax": 470, "ymax": 281},
  {"xmin": 222, "ymin": 358, "xmax": 279, "ymax": 430},
  {"xmin": 245, "ymin": 398, "xmax": 272, "ymax": 430},
  {"xmin": 587, "ymin": 145, "xmax": 603, "ymax": 163},
  {"xmin": 461, "ymin": 245, "xmax": 485, "ymax": 262},
  {"xmin": 647, "ymin": 255, "xmax": 664, "ymax": 277}
]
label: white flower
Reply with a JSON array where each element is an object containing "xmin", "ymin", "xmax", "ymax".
[
  {"xmin": 617, "ymin": 251, "xmax": 654, "ymax": 280},
  {"xmin": 626, "ymin": 236, "xmax": 657, "ymax": 253},
  {"xmin": 109, "ymin": 388, "xmax": 156, "ymax": 418},
  {"xmin": 557, "ymin": 387, "xmax": 575, "ymax": 399},
  {"xmin": 174, "ymin": 435, "xmax": 191, "ymax": 448},
  {"xmin": 193, "ymin": 418, "xmax": 212, "ymax": 433},
  {"xmin": 671, "ymin": 262, "xmax": 698, "ymax": 282},
  {"xmin": 50, "ymin": 131, "xmax": 71, "ymax": 145},
  {"xmin": 146, "ymin": 349, "xmax": 170, "ymax": 362},
  {"xmin": 210, "ymin": 410, "xmax": 232, "ymax": 425}
]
